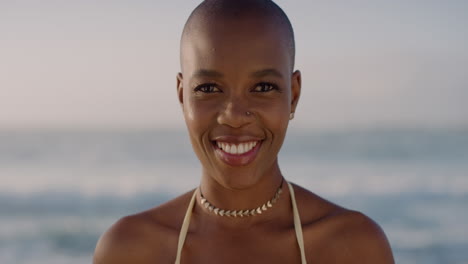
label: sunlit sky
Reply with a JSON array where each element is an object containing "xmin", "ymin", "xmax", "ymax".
[{"xmin": 1, "ymin": 0, "xmax": 467, "ymax": 130}]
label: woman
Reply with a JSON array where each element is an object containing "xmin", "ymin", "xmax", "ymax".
[{"xmin": 94, "ymin": 0, "xmax": 394, "ymax": 263}]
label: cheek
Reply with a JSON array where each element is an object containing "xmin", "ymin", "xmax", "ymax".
[
  {"xmin": 254, "ymin": 99, "xmax": 290, "ymax": 147},
  {"xmin": 183, "ymin": 97, "xmax": 217, "ymax": 135},
  {"xmin": 183, "ymin": 99, "xmax": 217, "ymax": 163},
  {"xmin": 268, "ymin": 108, "xmax": 290, "ymax": 135},
  {"xmin": 256, "ymin": 98, "xmax": 290, "ymax": 125}
]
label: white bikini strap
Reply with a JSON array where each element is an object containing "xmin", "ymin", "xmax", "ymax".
[
  {"xmin": 175, "ymin": 188, "xmax": 198, "ymax": 264},
  {"xmin": 288, "ymin": 181, "xmax": 307, "ymax": 264},
  {"xmin": 175, "ymin": 184, "xmax": 307, "ymax": 264}
]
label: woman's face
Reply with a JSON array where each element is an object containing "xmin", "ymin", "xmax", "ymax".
[{"xmin": 178, "ymin": 15, "xmax": 301, "ymax": 189}]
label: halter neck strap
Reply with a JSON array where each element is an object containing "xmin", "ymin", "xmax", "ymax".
[{"xmin": 174, "ymin": 182, "xmax": 307, "ymax": 263}]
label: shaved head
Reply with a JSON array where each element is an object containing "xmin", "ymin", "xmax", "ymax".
[
  {"xmin": 180, "ymin": 0, "xmax": 296, "ymax": 71},
  {"xmin": 176, "ymin": 0, "xmax": 302, "ymax": 189}
]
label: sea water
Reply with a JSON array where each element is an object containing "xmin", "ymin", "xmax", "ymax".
[{"xmin": 0, "ymin": 129, "xmax": 467, "ymax": 264}]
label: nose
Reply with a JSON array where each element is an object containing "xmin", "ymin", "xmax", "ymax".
[{"xmin": 217, "ymin": 97, "xmax": 253, "ymax": 128}]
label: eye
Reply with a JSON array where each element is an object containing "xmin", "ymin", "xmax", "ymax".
[
  {"xmin": 194, "ymin": 83, "xmax": 222, "ymax": 93},
  {"xmin": 252, "ymin": 82, "xmax": 278, "ymax": 93}
]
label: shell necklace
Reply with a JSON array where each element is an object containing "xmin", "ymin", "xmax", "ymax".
[{"xmin": 199, "ymin": 179, "xmax": 284, "ymax": 217}]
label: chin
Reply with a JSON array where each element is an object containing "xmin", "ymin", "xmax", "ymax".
[{"xmin": 213, "ymin": 167, "xmax": 261, "ymax": 190}]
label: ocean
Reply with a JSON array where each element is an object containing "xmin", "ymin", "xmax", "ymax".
[{"xmin": 0, "ymin": 129, "xmax": 467, "ymax": 264}]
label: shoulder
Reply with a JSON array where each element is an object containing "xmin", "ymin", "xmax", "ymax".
[
  {"xmin": 93, "ymin": 189, "xmax": 196, "ymax": 264},
  {"xmin": 320, "ymin": 210, "xmax": 394, "ymax": 263},
  {"xmin": 290, "ymin": 183, "xmax": 394, "ymax": 263},
  {"xmin": 93, "ymin": 214, "xmax": 160, "ymax": 264}
]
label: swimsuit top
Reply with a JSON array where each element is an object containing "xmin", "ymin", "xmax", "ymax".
[{"xmin": 174, "ymin": 181, "xmax": 307, "ymax": 263}]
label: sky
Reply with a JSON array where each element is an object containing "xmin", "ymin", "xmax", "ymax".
[{"xmin": 1, "ymin": 0, "xmax": 467, "ymax": 131}]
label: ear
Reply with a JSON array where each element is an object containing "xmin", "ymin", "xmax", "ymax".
[
  {"xmin": 290, "ymin": 70, "xmax": 301, "ymax": 113},
  {"xmin": 176, "ymin": 72, "xmax": 184, "ymax": 106}
]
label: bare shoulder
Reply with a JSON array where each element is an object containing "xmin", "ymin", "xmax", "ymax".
[
  {"xmin": 92, "ymin": 214, "xmax": 160, "ymax": 264},
  {"xmin": 291, "ymin": 183, "xmax": 394, "ymax": 264},
  {"xmin": 320, "ymin": 210, "xmax": 395, "ymax": 263},
  {"xmin": 93, "ymin": 189, "xmax": 196, "ymax": 264}
]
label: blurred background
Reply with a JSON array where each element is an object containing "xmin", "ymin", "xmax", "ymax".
[{"xmin": 1, "ymin": 0, "xmax": 467, "ymax": 263}]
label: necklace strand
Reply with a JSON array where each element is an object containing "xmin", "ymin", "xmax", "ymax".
[{"xmin": 199, "ymin": 179, "xmax": 284, "ymax": 217}]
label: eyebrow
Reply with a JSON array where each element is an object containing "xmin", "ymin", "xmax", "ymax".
[
  {"xmin": 191, "ymin": 68, "xmax": 284, "ymax": 79},
  {"xmin": 192, "ymin": 69, "xmax": 223, "ymax": 78},
  {"xmin": 250, "ymin": 68, "xmax": 284, "ymax": 79}
]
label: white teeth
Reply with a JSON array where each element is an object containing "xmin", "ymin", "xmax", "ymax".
[
  {"xmin": 216, "ymin": 141, "xmax": 259, "ymax": 155},
  {"xmin": 238, "ymin": 144, "xmax": 244, "ymax": 154},
  {"xmin": 231, "ymin": 145, "xmax": 238, "ymax": 154}
]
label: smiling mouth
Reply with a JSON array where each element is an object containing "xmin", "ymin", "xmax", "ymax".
[
  {"xmin": 212, "ymin": 140, "xmax": 263, "ymax": 166},
  {"xmin": 215, "ymin": 141, "xmax": 259, "ymax": 155}
]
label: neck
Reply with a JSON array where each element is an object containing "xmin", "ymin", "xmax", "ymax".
[{"xmin": 197, "ymin": 163, "xmax": 285, "ymax": 218}]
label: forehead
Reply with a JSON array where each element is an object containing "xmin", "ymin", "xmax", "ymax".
[{"xmin": 181, "ymin": 15, "xmax": 292, "ymax": 78}]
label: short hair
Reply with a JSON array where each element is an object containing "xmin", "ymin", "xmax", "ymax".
[{"xmin": 181, "ymin": 0, "xmax": 296, "ymax": 70}]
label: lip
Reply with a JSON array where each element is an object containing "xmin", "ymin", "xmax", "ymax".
[
  {"xmin": 212, "ymin": 139, "xmax": 263, "ymax": 166},
  {"xmin": 212, "ymin": 135, "xmax": 264, "ymax": 143}
]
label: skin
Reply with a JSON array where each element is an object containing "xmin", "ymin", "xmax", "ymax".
[{"xmin": 93, "ymin": 7, "xmax": 395, "ymax": 264}]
